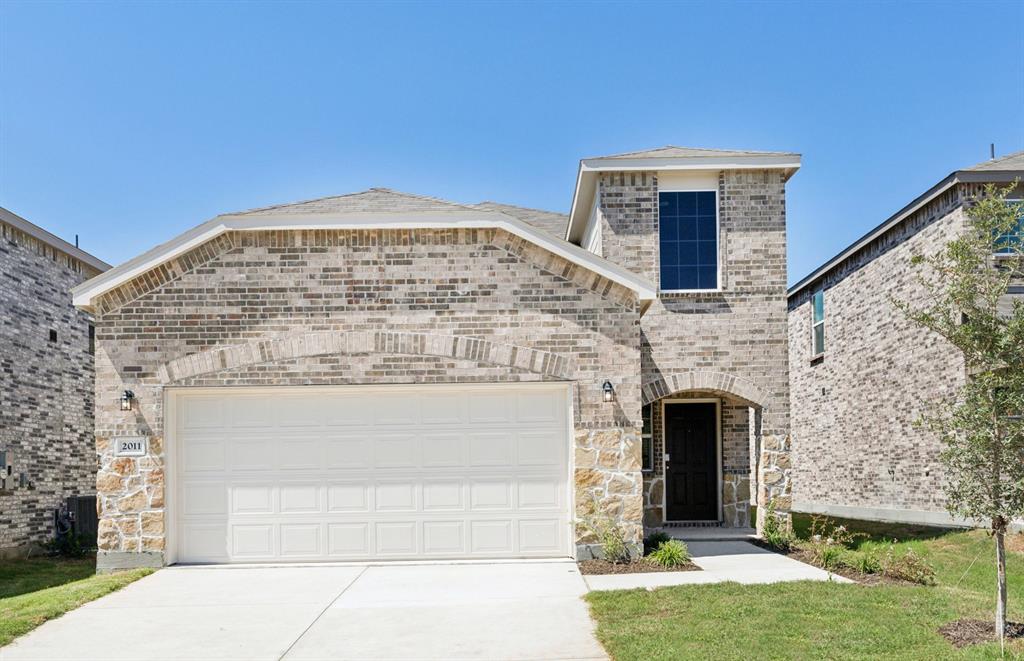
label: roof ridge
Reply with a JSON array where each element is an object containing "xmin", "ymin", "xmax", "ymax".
[
  {"xmin": 590, "ymin": 145, "xmax": 799, "ymax": 159},
  {"xmin": 473, "ymin": 201, "xmax": 567, "ymax": 216},
  {"xmin": 228, "ymin": 188, "xmax": 478, "ymax": 216},
  {"xmin": 963, "ymin": 149, "xmax": 1024, "ymax": 171}
]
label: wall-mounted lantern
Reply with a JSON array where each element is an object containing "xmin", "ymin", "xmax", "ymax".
[
  {"xmin": 120, "ymin": 390, "xmax": 135, "ymax": 412},
  {"xmin": 602, "ymin": 380, "xmax": 614, "ymax": 402}
]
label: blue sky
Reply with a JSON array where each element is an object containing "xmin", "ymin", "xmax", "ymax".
[{"xmin": 1, "ymin": 1, "xmax": 1022, "ymax": 284}]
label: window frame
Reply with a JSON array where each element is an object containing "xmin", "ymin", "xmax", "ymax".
[
  {"xmin": 657, "ymin": 188, "xmax": 721, "ymax": 294},
  {"xmin": 994, "ymin": 198, "xmax": 1024, "ymax": 257},
  {"xmin": 641, "ymin": 403, "xmax": 654, "ymax": 472},
  {"xmin": 810, "ymin": 289, "xmax": 825, "ymax": 359}
]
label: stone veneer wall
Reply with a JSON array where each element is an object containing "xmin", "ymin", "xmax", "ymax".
[
  {"xmin": 598, "ymin": 170, "xmax": 792, "ymax": 530},
  {"xmin": 91, "ymin": 228, "xmax": 643, "ymax": 568},
  {"xmin": 788, "ymin": 182, "xmax": 1023, "ymax": 524},
  {"xmin": 0, "ymin": 220, "xmax": 102, "ymax": 555}
]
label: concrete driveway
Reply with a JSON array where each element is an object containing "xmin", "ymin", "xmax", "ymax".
[{"xmin": 1, "ymin": 562, "xmax": 607, "ymax": 661}]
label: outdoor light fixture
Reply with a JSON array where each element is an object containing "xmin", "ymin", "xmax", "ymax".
[
  {"xmin": 602, "ymin": 380, "xmax": 614, "ymax": 402},
  {"xmin": 120, "ymin": 390, "xmax": 135, "ymax": 412}
]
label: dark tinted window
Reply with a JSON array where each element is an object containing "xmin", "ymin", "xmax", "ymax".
[{"xmin": 659, "ymin": 191, "xmax": 718, "ymax": 290}]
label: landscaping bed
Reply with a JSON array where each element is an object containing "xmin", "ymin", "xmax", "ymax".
[
  {"xmin": 586, "ymin": 525, "xmax": 1024, "ymax": 658},
  {"xmin": 938, "ymin": 618, "xmax": 1024, "ymax": 648},
  {"xmin": 578, "ymin": 558, "xmax": 699, "ymax": 575}
]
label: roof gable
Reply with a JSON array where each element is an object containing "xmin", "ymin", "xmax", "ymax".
[{"xmin": 72, "ymin": 189, "xmax": 656, "ymax": 311}]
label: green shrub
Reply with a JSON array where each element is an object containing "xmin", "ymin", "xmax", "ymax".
[
  {"xmin": 819, "ymin": 544, "xmax": 844, "ymax": 570},
  {"xmin": 648, "ymin": 539, "xmax": 690, "ymax": 568},
  {"xmin": 577, "ymin": 498, "xmax": 633, "ymax": 564},
  {"xmin": 760, "ymin": 498, "xmax": 796, "ymax": 551},
  {"xmin": 848, "ymin": 549, "xmax": 882, "ymax": 574},
  {"xmin": 879, "ymin": 546, "xmax": 935, "ymax": 585},
  {"xmin": 643, "ymin": 531, "xmax": 672, "ymax": 556}
]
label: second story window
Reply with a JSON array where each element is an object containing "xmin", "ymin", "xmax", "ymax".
[
  {"xmin": 811, "ymin": 289, "xmax": 825, "ymax": 357},
  {"xmin": 659, "ymin": 190, "xmax": 718, "ymax": 291},
  {"xmin": 995, "ymin": 200, "xmax": 1023, "ymax": 254}
]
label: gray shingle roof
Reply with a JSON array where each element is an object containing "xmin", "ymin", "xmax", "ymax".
[
  {"xmin": 230, "ymin": 188, "xmax": 478, "ymax": 216},
  {"xmin": 590, "ymin": 145, "xmax": 800, "ymax": 160},
  {"xmin": 471, "ymin": 202, "xmax": 568, "ymax": 237},
  {"xmin": 963, "ymin": 150, "xmax": 1024, "ymax": 172}
]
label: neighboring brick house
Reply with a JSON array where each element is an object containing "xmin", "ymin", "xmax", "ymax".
[
  {"xmin": 0, "ymin": 207, "xmax": 110, "ymax": 557},
  {"xmin": 788, "ymin": 151, "xmax": 1024, "ymax": 527},
  {"xmin": 72, "ymin": 146, "xmax": 800, "ymax": 571}
]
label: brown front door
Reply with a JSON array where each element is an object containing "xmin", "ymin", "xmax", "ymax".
[{"xmin": 664, "ymin": 402, "xmax": 718, "ymax": 521}]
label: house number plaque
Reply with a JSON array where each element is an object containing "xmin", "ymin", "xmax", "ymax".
[{"xmin": 114, "ymin": 436, "xmax": 148, "ymax": 457}]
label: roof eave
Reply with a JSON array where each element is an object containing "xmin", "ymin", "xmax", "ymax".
[
  {"xmin": 787, "ymin": 168, "xmax": 1024, "ymax": 299},
  {"xmin": 0, "ymin": 207, "xmax": 112, "ymax": 272},
  {"xmin": 566, "ymin": 154, "xmax": 802, "ymax": 244}
]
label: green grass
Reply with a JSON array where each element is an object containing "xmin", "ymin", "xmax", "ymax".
[
  {"xmin": 0, "ymin": 556, "xmax": 153, "ymax": 647},
  {"xmin": 586, "ymin": 527, "xmax": 1024, "ymax": 660}
]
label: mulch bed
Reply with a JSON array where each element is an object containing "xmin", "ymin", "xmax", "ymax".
[
  {"xmin": 938, "ymin": 619, "xmax": 1024, "ymax": 648},
  {"xmin": 578, "ymin": 558, "xmax": 700, "ymax": 575},
  {"xmin": 749, "ymin": 539, "xmax": 915, "ymax": 586}
]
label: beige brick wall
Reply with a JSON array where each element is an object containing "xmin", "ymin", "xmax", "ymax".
[
  {"xmin": 599, "ymin": 170, "xmax": 792, "ymax": 528},
  {"xmin": 788, "ymin": 184, "xmax": 974, "ymax": 521},
  {"xmin": 92, "ymin": 228, "xmax": 643, "ymax": 567}
]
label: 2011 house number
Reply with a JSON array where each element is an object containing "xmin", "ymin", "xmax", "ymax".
[{"xmin": 114, "ymin": 437, "xmax": 148, "ymax": 457}]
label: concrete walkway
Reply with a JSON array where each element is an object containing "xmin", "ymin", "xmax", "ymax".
[
  {"xmin": 1, "ymin": 561, "xmax": 607, "ymax": 661},
  {"xmin": 583, "ymin": 540, "xmax": 851, "ymax": 591}
]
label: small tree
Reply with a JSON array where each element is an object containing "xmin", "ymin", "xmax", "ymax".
[{"xmin": 895, "ymin": 183, "xmax": 1024, "ymax": 648}]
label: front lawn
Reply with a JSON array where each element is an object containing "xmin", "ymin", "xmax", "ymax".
[
  {"xmin": 0, "ymin": 556, "xmax": 153, "ymax": 647},
  {"xmin": 586, "ymin": 527, "xmax": 1024, "ymax": 660}
]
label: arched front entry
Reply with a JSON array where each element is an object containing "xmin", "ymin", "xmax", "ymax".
[{"xmin": 639, "ymin": 371, "xmax": 789, "ymax": 534}]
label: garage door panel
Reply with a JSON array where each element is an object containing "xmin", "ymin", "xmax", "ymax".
[
  {"xmin": 231, "ymin": 485, "xmax": 274, "ymax": 514},
  {"xmin": 327, "ymin": 483, "xmax": 370, "ymax": 512},
  {"xmin": 374, "ymin": 435, "xmax": 418, "ymax": 468},
  {"xmin": 325, "ymin": 436, "xmax": 372, "ymax": 469},
  {"xmin": 423, "ymin": 521, "xmax": 465, "ymax": 554},
  {"xmin": 280, "ymin": 485, "xmax": 321, "ymax": 513},
  {"xmin": 280, "ymin": 524, "xmax": 321, "ymax": 557},
  {"xmin": 519, "ymin": 520, "xmax": 562, "ymax": 552},
  {"xmin": 468, "ymin": 432, "xmax": 514, "ymax": 467},
  {"xmin": 517, "ymin": 431, "xmax": 564, "ymax": 466},
  {"xmin": 182, "ymin": 440, "xmax": 226, "ymax": 473},
  {"xmin": 421, "ymin": 433, "xmax": 464, "ymax": 467},
  {"xmin": 468, "ymin": 392, "xmax": 513, "ymax": 423},
  {"xmin": 420, "ymin": 393, "xmax": 466, "ymax": 425},
  {"xmin": 375, "ymin": 482, "xmax": 417, "ymax": 511},
  {"xmin": 175, "ymin": 386, "xmax": 570, "ymax": 563},
  {"xmin": 328, "ymin": 523, "xmax": 370, "ymax": 556},
  {"xmin": 229, "ymin": 439, "xmax": 276, "ymax": 471},
  {"xmin": 470, "ymin": 520, "xmax": 513, "ymax": 553},
  {"xmin": 422, "ymin": 480, "xmax": 464, "ymax": 511},
  {"xmin": 325, "ymin": 397, "xmax": 374, "ymax": 427},
  {"xmin": 376, "ymin": 522, "xmax": 418, "ymax": 555},
  {"xmin": 231, "ymin": 524, "xmax": 274, "ymax": 557}
]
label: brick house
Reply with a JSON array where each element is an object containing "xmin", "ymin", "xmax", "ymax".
[
  {"xmin": 1, "ymin": 207, "xmax": 110, "ymax": 557},
  {"xmin": 71, "ymin": 146, "xmax": 800, "ymax": 570},
  {"xmin": 788, "ymin": 151, "xmax": 1024, "ymax": 527}
]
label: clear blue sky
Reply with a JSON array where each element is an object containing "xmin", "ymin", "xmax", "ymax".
[{"xmin": 1, "ymin": 1, "xmax": 1022, "ymax": 284}]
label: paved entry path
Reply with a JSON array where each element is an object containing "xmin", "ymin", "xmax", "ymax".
[
  {"xmin": 583, "ymin": 540, "xmax": 851, "ymax": 591},
  {"xmin": 1, "ymin": 561, "xmax": 608, "ymax": 661}
]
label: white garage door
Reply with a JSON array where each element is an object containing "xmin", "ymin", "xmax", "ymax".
[{"xmin": 171, "ymin": 384, "xmax": 572, "ymax": 563}]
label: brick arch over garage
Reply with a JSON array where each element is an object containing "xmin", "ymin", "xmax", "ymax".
[
  {"xmin": 641, "ymin": 371, "xmax": 768, "ymax": 408},
  {"xmin": 157, "ymin": 331, "xmax": 577, "ymax": 384}
]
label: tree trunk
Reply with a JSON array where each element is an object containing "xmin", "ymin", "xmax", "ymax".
[{"xmin": 995, "ymin": 516, "xmax": 1008, "ymax": 651}]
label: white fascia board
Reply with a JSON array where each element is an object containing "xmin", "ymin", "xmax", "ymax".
[
  {"xmin": 566, "ymin": 155, "xmax": 801, "ymax": 243},
  {"xmin": 72, "ymin": 210, "xmax": 657, "ymax": 309}
]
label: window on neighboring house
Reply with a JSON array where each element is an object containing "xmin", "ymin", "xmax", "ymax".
[
  {"xmin": 811, "ymin": 290, "xmax": 825, "ymax": 356},
  {"xmin": 995, "ymin": 200, "xmax": 1023, "ymax": 254},
  {"xmin": 88, "ymin": 324, "xmax": 95, "ymax": 355},
  {"xmin": 641, "ymin": 404, "xmax": 653, "ymax": 471},
  {"xmin": 659, "ymin": 190, "xmax": 718, "ymax": 291}
]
